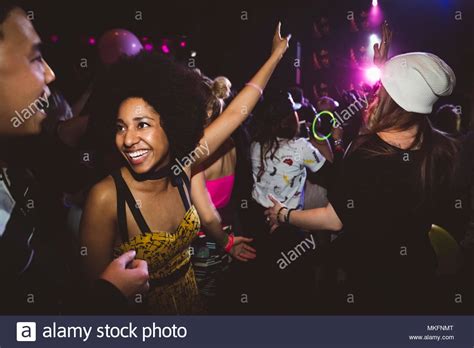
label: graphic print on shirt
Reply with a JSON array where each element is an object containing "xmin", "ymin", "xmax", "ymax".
[{"xmin": 251, "ymin": 138, "xmax": 326, "ymax": 208}]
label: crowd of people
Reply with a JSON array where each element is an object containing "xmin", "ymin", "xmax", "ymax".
[{"xmin": 0, "ymin": 2, "xmax": 472, "ymax": 315}]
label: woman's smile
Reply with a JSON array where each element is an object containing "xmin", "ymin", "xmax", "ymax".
[
  {"xmin": 115, "ymin": 98, "xmax": 171, "ymax": 173},
  {"xmin": 124, "ymin": 149, "xmax": 151, "ymax": 166}
]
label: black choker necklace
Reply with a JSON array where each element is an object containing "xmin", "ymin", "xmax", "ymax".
[{"xmin": 126, "ymin": 163, "xmax": 172, "ymax": 182}]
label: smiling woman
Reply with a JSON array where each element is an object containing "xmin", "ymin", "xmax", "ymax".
[
  {"xmin": 116, "ymin": 98, "xmax": 183, "ymax": 173},
  {"xmin": 92, "ymin": 52, "xmax": 208, "ymax": 164},
  {"xmin": 79, "ymin": 24, "xmax": 290, "ymax": 314},
  {"xmin": 80, "ymin": 52, "xmax": 209, "ymax": 314}
]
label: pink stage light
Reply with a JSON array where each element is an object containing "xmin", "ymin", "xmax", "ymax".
[
  {"xmin": 369, "ymin": 0, "xmax": 383, "ymax": 26},
  {"xmin": 365, "ymin": 66, "xmax": 381, "ymax": 84},
  {"xmin": 368, "ymin": 33, "xmax": 380, "ymax": 58},
  {"xmin": 180, "ymin": 41, "xmax": 186, "ymax": 48},
  {"xmin": 50, "ymin": 34, "xmax": 59, "ymax": 43},
  {"xmin": 144, "ymin": 43, "xmax": 154, "ymax": 52},
  {"xmin": 88, "ymin": 37, "xmax": 96, "ymax": 45},
  {"xmin": 161, "ymin": 44, "xmax": 170, "ymax": 54}
]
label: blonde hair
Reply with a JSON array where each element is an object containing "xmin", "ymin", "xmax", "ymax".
[
  {"xmin": 193, "ymin": 69, "xmax": 232, "ymax": 125},
  {"xmin": 205, "ymin": 76, "xmax": 232, "ymax": 125},
  {"xmin": 212, "ymin": 76, "xmax": 232, "ymax": 99}
]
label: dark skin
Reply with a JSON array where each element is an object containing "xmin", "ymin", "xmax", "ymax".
[
  {"xmin": 80, "ymin": 98, "xmax": 192, "ymax": 279},
  {"xmin": 120, "ymin": 168, "xmax": 189, "ymax": 238},
  {"xmin": 81, "ymin": 97, "xmax": 257, "ymax": 279},
  {"xmin": 80, "ymin": 168, "xmax": 189, "ymax": 280},
  {"xmin": 81, "ymin": 24, "xmax": 290, "ymax": 279},
  {"xmin": 80, "ymin": 28, "xmax": 291, "ymax": 280}
]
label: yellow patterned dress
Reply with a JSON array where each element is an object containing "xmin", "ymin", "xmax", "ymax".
[{"xmin": 111, "ymin": 170, "xmax": 201, "ymax": 314}]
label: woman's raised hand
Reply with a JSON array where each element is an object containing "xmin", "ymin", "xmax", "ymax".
[
  {"xmin": 271, "ymin": 22, "xmax": 291, "ymax": 59},
  {"xmin": 373, "ymin": 21, "xmax": 393, "ymax": 67}
]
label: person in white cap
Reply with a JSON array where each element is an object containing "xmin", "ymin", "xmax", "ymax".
[{"xmin": 265, "ymin": 22, "xmax": 466, "ymax": 313}]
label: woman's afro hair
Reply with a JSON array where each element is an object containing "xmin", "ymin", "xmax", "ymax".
[{"xmin": 90, "ymin": 51, "xmax": 209, "ymax": 160}]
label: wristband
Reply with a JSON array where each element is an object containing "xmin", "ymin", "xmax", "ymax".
[
  {"xmin": 286, "ymin": 208, "xmax": 297, "ymax": 224},
  {"xmin": 224, "ymin": 234, "xmax": 235, "ymax": 253},
  {"xmin": 245, "ymin": 82, "xmax": 263, "ymax": 95},
  {"xmin": 277, "ymin": 206, "xmax": 288, "ymax": 224}
]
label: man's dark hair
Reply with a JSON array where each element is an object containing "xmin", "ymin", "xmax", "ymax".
[
  {"xmin": 0, "ymin": 1, "xmax": 21, "ymax": 39},
  {"xmin": 0, "ymin": 1, "xmax": 21, "ymax": 23}
]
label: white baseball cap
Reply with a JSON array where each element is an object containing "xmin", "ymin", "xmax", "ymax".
[{"xmin": 380, "ymin": 52, "xmax": 456, "ymax": 114}]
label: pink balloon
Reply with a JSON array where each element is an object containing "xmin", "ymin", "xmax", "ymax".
[{"xmin": 98, "ymin": 29, "xmax": 143, "ymax": 65}]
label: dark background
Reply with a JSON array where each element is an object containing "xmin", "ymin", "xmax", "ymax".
[{"xmin": 20, "ymin": 0, "xmax": 474, "ymax": 127}]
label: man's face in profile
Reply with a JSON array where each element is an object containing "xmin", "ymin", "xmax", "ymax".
[{"xmin": 0, "ymin": 8, "xmax": 55, "ymax": 136}]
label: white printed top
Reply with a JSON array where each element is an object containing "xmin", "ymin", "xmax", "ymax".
[{"xmin": 250, "ymin": 137, "xmax": 326, "ymax": 209}]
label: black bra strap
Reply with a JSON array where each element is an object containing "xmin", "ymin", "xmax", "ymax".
[
  {"xmin": 111, "ymin": 171, "xmax": 151, "ymax": 239},
  {"xmin": 111, "ymin": 170, "xmax": 192, "ymax": 240},
  {"xmin": 175, "ymin": 173, "xmax": 192, "ymax": 212},
  {"xmin": 111, "ymin": 171, "xmax": 128, "ymax": 242},
  {"xmin": 180, "ymin": 171, "xmax": 191, "ymax": 192}
]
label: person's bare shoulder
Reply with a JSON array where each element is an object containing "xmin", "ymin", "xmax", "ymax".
[{"xmin": 85, "ymin": 175, "xmax": 117, "ymax": 216}]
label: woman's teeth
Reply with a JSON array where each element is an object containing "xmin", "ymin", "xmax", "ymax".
[{"xmin": 127, "ymin": 150, "xmax": 149, "ymax": 159}]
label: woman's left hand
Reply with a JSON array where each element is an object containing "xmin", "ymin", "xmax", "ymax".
[
  {"xmin": 264, "ymin": 194, "xmax": 286, "ymax": 233},
  {"xmin": 373, "ymin": 21, "xmax": 393, "ymax": 67},
  {"xmin": 230, "ymin": 237, "xmax": 256, "ymax": 261},
  {"xmin": 271, "ymin": 22, "xmax": 291, "ymax": 59}
]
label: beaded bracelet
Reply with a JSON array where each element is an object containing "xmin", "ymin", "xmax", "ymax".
[
  {"xmin": 286, "ymin": 208, "xmax": 297, "ymax": 224},
  {"xmin": 277, "ymin": 206, "xmax": 288, "ymax": 224}
]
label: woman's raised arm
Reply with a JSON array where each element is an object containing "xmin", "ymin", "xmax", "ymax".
[{"xmin": 193, "ymin": 22, "xmax": 291, "ymax": 166}]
